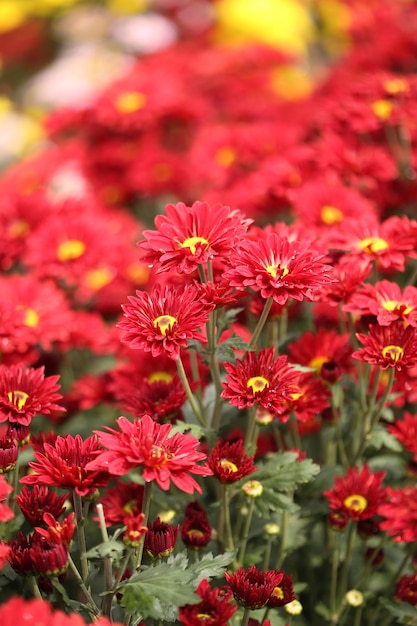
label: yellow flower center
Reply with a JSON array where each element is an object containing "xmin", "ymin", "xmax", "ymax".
[
  {"xmin": 309, "ymin": 355, "xmax": 330, "ymax": 372},
  {"xmin": 247, "ymin": 375, "xmax": 269, "ymax": 393},
  {"xmin": 357, "ymin": 236, "xmax": 389, "ymax": 254},
  {"xmin": 382, "ymin": 300, "xmax": 412, "ymax": 315},
  {"xmin": 84, "ymin": 267, "xmax": 114, "ymax": 291},
  {"xmin": 343, "ymin": 494, "xmax": 368, "ymax": 513},
  {"xmin": 16, "ymin": 305, "xmax": 39, "ymax": 327},
  {"xmin": 179, "ymin": 236, "xmax": 209, "ymax": 255},
  {"xmin": 289, "ymin": 391, "xmax": 303, "ymax": 401},
  {"xmin": 150, "ymin": 445, "xmax": 166, "ymax": 461},
  {"xmin": 153, "ymin": 314, "xmax": 177, "ymax": 335},
  {"xmin": 384, "ymin": 78, "xmax": 408, "ymax": 94},
  {"xmin": 219, "ymin": 459, "xmax": 239, "ymax": 473},
  {"xmin": 115, "ymin": 91, "xmax": 146, "ymax": 114},
  {"xmin": 57, "ymin": 239, "xmax": 86, "ymax": 262},
  {"xmin": 265, "ymin": 264, "xmax": 289, "ymax": 279},
  {"xmin": 382, "ymin": 344, "xmax": 404, "ymax": 362},
  {"xmin": 122, "ymin": 499, "xmax": 138, "ymax": 515},
  {"xmin": 271, "ymin": 586, "xmax": 285, "ymax": 600},
  {"xmin": 126, "ymin": 262, "xmax": 150, "ymax": 285},
  {"xmin": 7, "ymin": 390, "xmax": 29, "ymax": 410},
  {"xmin": 147, "ymin": 371, "xmax": 174, "ymax": 384},
  {"xmin": 371, "ymin": 99, "xmax": 393, "ymax": 120},
  {"xmin": 320, "ymin": 205, "xmax": 344, "ymax": 225},
  {"xmin": 196, "ymin": 614, "xmax": 215, "ymax": 623},
  {"xmin": 214, "ymin": 146, "xmax": 237, "ymax": 167}
]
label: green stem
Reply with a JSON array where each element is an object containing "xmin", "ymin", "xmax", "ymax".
[
  {"xmin": 249, "ymin": 297, "xmax": 273, "ymax": 349},
  {"xmin": 263, "ymin": 537, "xmax": 273, "ymax": 570},
  {"xmin": 176, "ymin": 355, "xmax": 205, "ymax": 426},
  {"xmin": 29, "ymin": 575, "xmax": 43, "ymax": 599},
  {"xmin": 10, "ymin": 451, "xmax": 20, "ymax": 515},
  {"xmin": 73, "ymin": 492, "xmax": 90, "ymax": 585},
  {"xmin": 237, "ymin": 497, "xmax": 256, "ymax": 567},
  {"xmin": 222, "ymin": 484, "xmax": 236, "ymax": 554},
  {"xmin": 330, "ymin": 531, "xmax": 340, "ymax": 625},
  {"xmin": 68, "ymin": 554, "xmax": 100, "ymax": 617},
  {"xmin": 241, "ymin": 607, "xmax": 251, "ymax": 626},
  {"xmin": 275, "ymin": 509, "xmax": 289, "ymax": 570},
  {"xmin": 337, "ymin": 521, "xmax": 356, "ymax": 607},
  {"xmin": 135, "ymin": 481, "xmax": 153, "ymax": 569},
  {"xmin": 244, "ymin": 407, "xmax": 258, "ymax": 454},
  {"xmin": 96, "ymin": 503, "xmax": 114, "ymax": 618}
]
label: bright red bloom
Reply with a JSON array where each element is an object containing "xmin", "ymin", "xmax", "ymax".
[
  {"xmin": 139, "ymin": 201, "xmax": 251, "ymax": 274},
  {"xmin": 118, "ymin": 283, "xmax": 214, "ymax": 360},
  {"xmin": 0, "ymin": 435, "xmax": 18, "ymax": 473},
  {"xmin": 15, "ymin": 485, "xmax": 69, "ymax": 527},
  {"xmin": 388, "ymin": 412, "xmax": 417, "ymax": 459},
  {"xmin": 145, "ymin": 516, "xmax": 179, "ymax": 558},
  {"xmin": 225, "ymin": 565, "xmax": 284, "ymax": 609},
  {"xmin": 208, "ymin": 438, "xmax": 257, "ymax": 484},
  {"xmin": 20, "ymin": 434, "xmax": 112, "ymax": 497},
  {"xmin": 319, "ymin": 257, "xmax": 372, "ymax": 307},
  {"xmin": 344, "ymin": 280, "xmax": 417, "ymax": 327},
  {"xmin": 324, "ymin": 465, "xmax": 386, "ymax": 522},
  {"xmin": 0, "ymin": 542, "xmax": 10, "ymax": 570},
  {"xmin": 395, "ymin": 573, "xmax": 417, "ymax": 605},
  {"xmin": 117, "ymin": 376, "xmax": 187, "ymax": 423},
  {"xmin": 221, "ymin": 348, "xmax": 299, "ymax": 416},
  {"xmin": 379, "ymin": 486, "xmax": 417, "ymax": 542},
  {"xmin": 97, "ymin": 480, "xmax": 144, "ymax": 527},
  {"xmin": 0, "ymin": 364, "xmax": 64, "ymax": 426},
  {"xmin": 179, "ymin": 579, "xmax": 237, "ymax": 626},
  {"xmin": 280, "ymin": 372, "xmax": 330, "ymax": 424},
  {"xmin": 0, "ymin": 475, "xmax": 13, "ymax": 522},
  {"xmin": 288, "ymin": 328, "xmax": 353, "ymax": 382},
  {"xmin": 122, "ymin": 512, "xmax": 148, "ymax": 548},
  {"xmin": 266, "ymin": 572, "xmax": 296, "ymax": 608},
  {"xmin": 86, "ymin": 414, "xmax": 212, "ymax": 494},
  {"xmin": 353, "ymin": 323, "xmax": 417, "ymax": 371},
  {"xmin": 35, "ymin": 512, "xmax": 76, "ymax": 546},
  {"xmin": 224, "ymin": 232, "xmax": 334, "ymax": 305}
]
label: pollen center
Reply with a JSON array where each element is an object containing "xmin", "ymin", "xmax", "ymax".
[
  {"xmin": 358, "ymin": 236, "xmax": 389, "ymax": 254},
  {"xmin": 179, "ymin": 236, "xmax": 209, "ymax": 255},
  {"xmin": 148, "ymin": 371, "xmax": 174, "ymax": 384},
  {"xmin": 384, "ymin": 78, "xmax": 408, "ymax": 94},
  {"xmin": 17, "ymin": 305, "xmax": 39, "ymax": 327},
  {"xmin": 219, "ymin": 459, "xmax": 239, "ymax": 473},
  {"xmin": 309, "ymin": 355, "xmax": 330, "ymax": 372},
  {"xmin": 57, "ymin": 239, "xmax": 86, "ymax": 262},
  {"xmin": 247, "ymin": 376, "xmax": 269, "ymax": 393},
  {"xmin": 371, "ymin": 99, "xmax": 393, "ymax": 120},
  {"xmin": 271, "ymin": 586, "xmax": 285, "ymax": 600},
  {"xmin": 320, "ymin": 205, "xmax": 344, "ymax": 225},
  {"xmin": 265, "ymin": 265, "xmax": 289, "ymax": 279},
  {"xmin": 84, "ymin": 267, "xmax": 114, "ymax": 291},
  {"xmin": 153, "ymin": 314, "xmax": 177, "ymax": 335},
  {"xmin": 196, "ymin": 614, "xmax": 215, "ymax": 623},
  {"xmin": 115, "ymin": 91, "xmax": 146, "ymax": 114},
  {"xmin": 382, "ymin": 344, "xmax": 404, "ymax": 362},
  {"xmin": 382, "ymin": 300, "xmax": 412, "ymax": 315},
  {"xmin": 343, "ymin": 494, "xmax": 368, "ymax": 513},
  {"xmin": 215, "ymin": 146, "xmax": 236, "ymax": 167},
  {"xmin": 7, "ymin": 390, "xmax": 29, "ymax": 410}
]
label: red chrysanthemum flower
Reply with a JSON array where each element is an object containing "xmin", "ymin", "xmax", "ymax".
[
  {"xmin": 20, "ymin": 434, "xmax": 112, "ymax": 497},
  {"xmin": 118, "ymin": 283, "xmax": 214, "ymax": 360},
  {"xmin": 97, "ymin": 480, "xmax": 144, "ymax": 527},
  {"xmin": 221, "ymin": 348, "xmax": 299, "ymax": 416},
  {"xmin": 208, "ymin": 439, "xmax": 257, "ymax": 484},
  {"xmin": 0, "ymin": 541, "xmax": 10, "ymax": 570},
  {"xmin": 145, "ymin": 516, "xmax": 179, "ymax": 559},
  {"xmin": 395, "ymin": 573, "xmax": 417, "ymax": 606},
  {"xmin": 0, "ymin": 435, "xmax": 19, "ymax": 473},
  {"xmin": 179, "ymin": 579, "xmax": 238, "ymax": 626},
  {"xmin": 118, "ymin": 376, "xmax": 187, "ymax": 423},
  {"xmin": 181, "ymin": 514, "xmax": 212, "ymax": 550},
  {"xmin": 379, "ymin": 486, "xmax": 417, "ymax": 542},
  {"xmin": 139, "ymin": 201, "xmax": 251, "ymax": 274},
  {"xmin": 122, "ymin": 512, "xmax": 148, "ymax": 548},
  {"xmin": 86, "ymin": 414, "xmax": 212, "ymax": 494},
  {"xmin": 344, "ymin": 280, "xmax": 417, "ymax": 327},
  {"xmin": 266, "ymin": 572, "xmax": 296, "ymax": 608},
  {"xmin": 353, "ymin": 323, "xmax": 417, "ymax": 371},
  {"xmin": 319, "ymin": 257, "xmax": 372, "ymax": 307},
  {"xmin": 280, "ymin": 372, "xmax": 330, "ymax": 424},
  {"xmin": 324, "ymin": 465, "xmax": 386, "ymax": 522},
  {"xmin": 35, "ymin": 512, "xmax": 76, "ymax": 546},
  {"xmin": 224, "ymin": 232, "xmax": 334, "ymax": 305},
  {"xmin": 225, "ymin": 565, "xmax": 284, "ymax": 609},
  {"xmin": 8, "ymin": 531, "xmax": 70, "ymax": 578},
  {"xmin": 15, "ymin": 485, "xmax": 69, "ymax": 527},
  {"xmin": 388, "ymin": 412, "xmax": 417, "ymax": 459},
  {"xmin": 0, "ymin": 474, "xmax": 13, "ymax": 522},
  {"xmin": 0, "ymin": 364, "xmax": 64, "ymax": 427},
  {"xmin": 288, "ymin": 328, "xmax": 353, "ymax": 382}
]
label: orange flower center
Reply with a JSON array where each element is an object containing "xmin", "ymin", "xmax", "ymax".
[
  {"xmin": 357, "ymin": 236, "xmax": 389, "ymax": 255},
  {"xmin": 271, "ymin": 586, "xmax": 285, "ymax": 600},
  {"xmin": 153, "ymin": 314, "xmax": 177, "ymax": 335},
  {"xmin": 57, "ymin": 239, "xmax": 86, "ymax": 262},
  {"xmin": 247, "ymin": 375, "xmax": 269, "ymax": 393},
  {"xmin": 196, "ymin": 614, "xmax": 215, "ymax": 623},
  {"xmin": 382, "ymin": 344, "xmax": 404, "ymax": 362},
  {"xmin": 320, "ymin": 205, "xmax": 344, "ymax": 225},
  {"xmin": 115, "ymin": 91, "xmax": 146, "ymax": 114},
  {"xmin": 123, "ymin": 499, "xmax": 138, "ymax": 515},
  {"xmin": 214, "ymin": 146, "xmax": 237, "ymax": 167},
  {"xmin": 384, "ymin": 78, "xmax": 408, "ymax": 94},
  {"xmin": 219, "ymin": 459, "xmax": 239, "ymax": 473},
  {"xmin": 84, "ymin": 267, "xmax": 115, "ymax": 291},
  {"xmin": 343, "ymin": 494, "xmax": 368, "ymax": 513},
  {"xmin": 371, "ymin": 99, "xmax": 393, "ymax": 120},
  {"xmin": 7, "ymin": 390, "xmax": 29, "ymax": 410},
  {"xmin": 147, "ymin": 371, "xmax": 174, "ymax": 384},
  {"xmin": 309, "ymin": 355, "xmax": 330, "ymax": 372},
  {"xmin": 179, "ymin": 236, "xmax": 209, "ymax": 255}
]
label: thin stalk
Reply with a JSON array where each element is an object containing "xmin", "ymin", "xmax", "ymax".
[
  {"xmin": 241, "ymin": 607, "xmax": 251, "ymax": 626},
  {"xmin": 329, "ymin": 532, "xmax": 340, "ymax": 625},
  {"xmin": 249, "ymin": 297, "xmax": 273, "ymax": 349},
  {"xmin": 96, "ymin": 503, "xmax": 114, "ymax": 618},
  {"xmin": 135, "ymin": 481, "xmax": 152, "ymax": 570},
  {"xmin": 29, "ymin": 575, "xmax": 43, "ymax": 599},
  {"xmin": 244, "ymin": 407, "xmax": 258, "ymax": 454},
  {"xmin": 275, "ymin": 509, "xmax": 289, "ymax": 570},
  {"xmin": 10, "ymin": 451, "xmax": 20, "ymax": 515},
  {"xmin": 177, "ymin": 355, "xmax": 205, "ymax": 426},
  {"xmin": 73, "ymin": 492, "xmax": 90, "ymax": 585},
  {"xmin": 68, "ymin": 554, "xmax": 100, "ymax": 617},
  {"xmin": 222, "ymin": 485, "xmax": 236, "ymax": 554},
  {"xmin": 237, "ymin": 497, "xmax": 256, "ymax": 567},
  {"xmin": 337, "ymin": 521, "xmax": 356, "ymax": 608},
  {"xmin": 262, "ymin": 537, "xmax": 273, "ymax": 570}
]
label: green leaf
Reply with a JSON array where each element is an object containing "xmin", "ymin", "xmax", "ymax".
[
  {"xmin": 368, "ymin": 425, "xmax": 403, "ymax": 452},
  {"xmin": 184, "ymin": 550, "xmax": 235, "ymax": 585},
  {"xmin": 85, "ymin": 540, "xmax": 125, "ymax": 560},
  {"xmin": 315, "ymin": 602, "xmax": 332, "ymax": 620},
  {"xmin": 379, "ymin": 597, "xmax": 417, "ymax": 623},
  {"xmin": 255, "ymin": 452, "xmax": 321, "ymax": 491}
]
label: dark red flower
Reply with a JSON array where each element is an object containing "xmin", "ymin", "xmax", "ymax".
[
  {"xmin": 15, "ymin": 485, "xmax": 69, "ymax": 527},
  {"xmin": 266, "ymin": 572, "xmax": 296, "ymax": 608},
  {"xmin": 179, "ymin": 579, "xmax": 237, "ymax": 625},
  {"xmin": 86, "ymin": 414, "xmax": 212, "ymax": 494},
  {"xmin": 145, "ymin": 516, "xmax": 179, "ymax": 558},
  {"xmin": 118, "ymin": 283, "xmax": 214, "ymax": 360},
  {"xmin": 388, "ymin": 412, "xmax": 417, "ymax": 459},
  {"xmin": 0, "ymin": 435, "xmax": 18, "ymax": 473},
  {"xmin": 395, "ymin": 573, "xmax": 417, "ymax": 605},
  {"xmin": 288, "ymin": 328, "xmax": 353, "ymax": 381},
  {"xmin": 35, "ymin": 512, "xmax": 76, "ymax": 546},
  {"xmin": 0, "ymin": 364, "xmax": 64, "ymax": 426},
  {"xmin": 221, "ymin": 348, "xmax": 298, "ymax": 416},
  {"xmin": 8, "ymin": 532, "xmax": 69, "ymax": 578},
  {"xmin": 353, "ymin": 323, "xmax": 417, "ymax": 371},
  {"xmin": 139, "ymin": 201, "xmax": 250, "ymax": 274},
  {"xmin": 225, "ymin": 565, "xmax": 284, "ymax": 609},
  {"xmin": 122, "ymin": 512, "xmax": 148, "ymax": 548},
  {"xmin": 0, "ymin": 475, "xmax": 13, "ymax": 522},
  {"xmin": 20, "ymin": 434, "xmax": 112, "ymax": 497},
  {"xmin": 324, "ymin": 465, "xmax": 386, "ymax": 522},
  {"xmin": 208, "ymin": 439, "xmax": 257, "ymax": 484},
  {"xmin": 97, "ymin": 480, "xmax": 144, "ymax": 527},
  {"xmin": 181, "ymin": 514, "xmax": 212, "ymax": 550}
]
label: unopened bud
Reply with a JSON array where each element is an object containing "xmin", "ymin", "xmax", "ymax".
[
  {"xmin": 242, "ymin": 480, "xmax": 263, "ymax": 498},
  {"xmin": 285, "ymin": 599, "xmax": 303, "ymax": 615},
  {"xmin": 345, "ymin": 590, "xmax": 363, "ymax": 607},
  {"xmin": 264, "ymin": 523, "xmax": 280, "ymax": 536}
]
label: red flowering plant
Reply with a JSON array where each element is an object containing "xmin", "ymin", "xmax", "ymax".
[{"xmin": 2, "ymin": 2, "xmax": 417, "ymax": 626}]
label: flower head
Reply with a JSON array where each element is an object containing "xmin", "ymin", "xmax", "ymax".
[
  {"xmin": 225, "ymin": 565, "xmax": 284, "ymax": 609},
  {"xmin": 208, "ymin": 438, "xmax": 257, "ymax": 484},
  {"xmin": 0, "ymin": 364, "xmax": 64, "ymax": 426},
  {"xmin": 179, "ymin": 579, "xmax": 237, "ymax": 626},
  {"xmin": 139, "ymin": 201, "xmax": 250, "ymax": 274},
  {"xmin": 16, "ymin": 485, "xmax": 69, "ymax": 527},
  {"xmin": 145, "ymin": 516, "xmax": 179, "ymax": 558},
  {"xmin": 324, "ymin": 465, "xmax": 386, "ymax": 522},
  {"xmin": 221, "ymin": 348, "xmax": 298, "ymax": 416},
  {"xmin": 379, "ymin": 486, "xmax": 417, "ymax": 542},
  {"xmin": 0, "ymin": 475, "xmax": 13, "ymax": 522},
  {"xmin": 86, "ymin": 415, "xmax": 212, "ymax": 494},
  {"xmin": 344, "ymin": 280, "xmax": 417, "ymax": 327},
  {"xmin": 118, "ymin": 283, "xmax": 214, "ymax": 360},
  {"xmin": 353, "ymin": 323, "xmax": 417, "ymax": 371}
]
